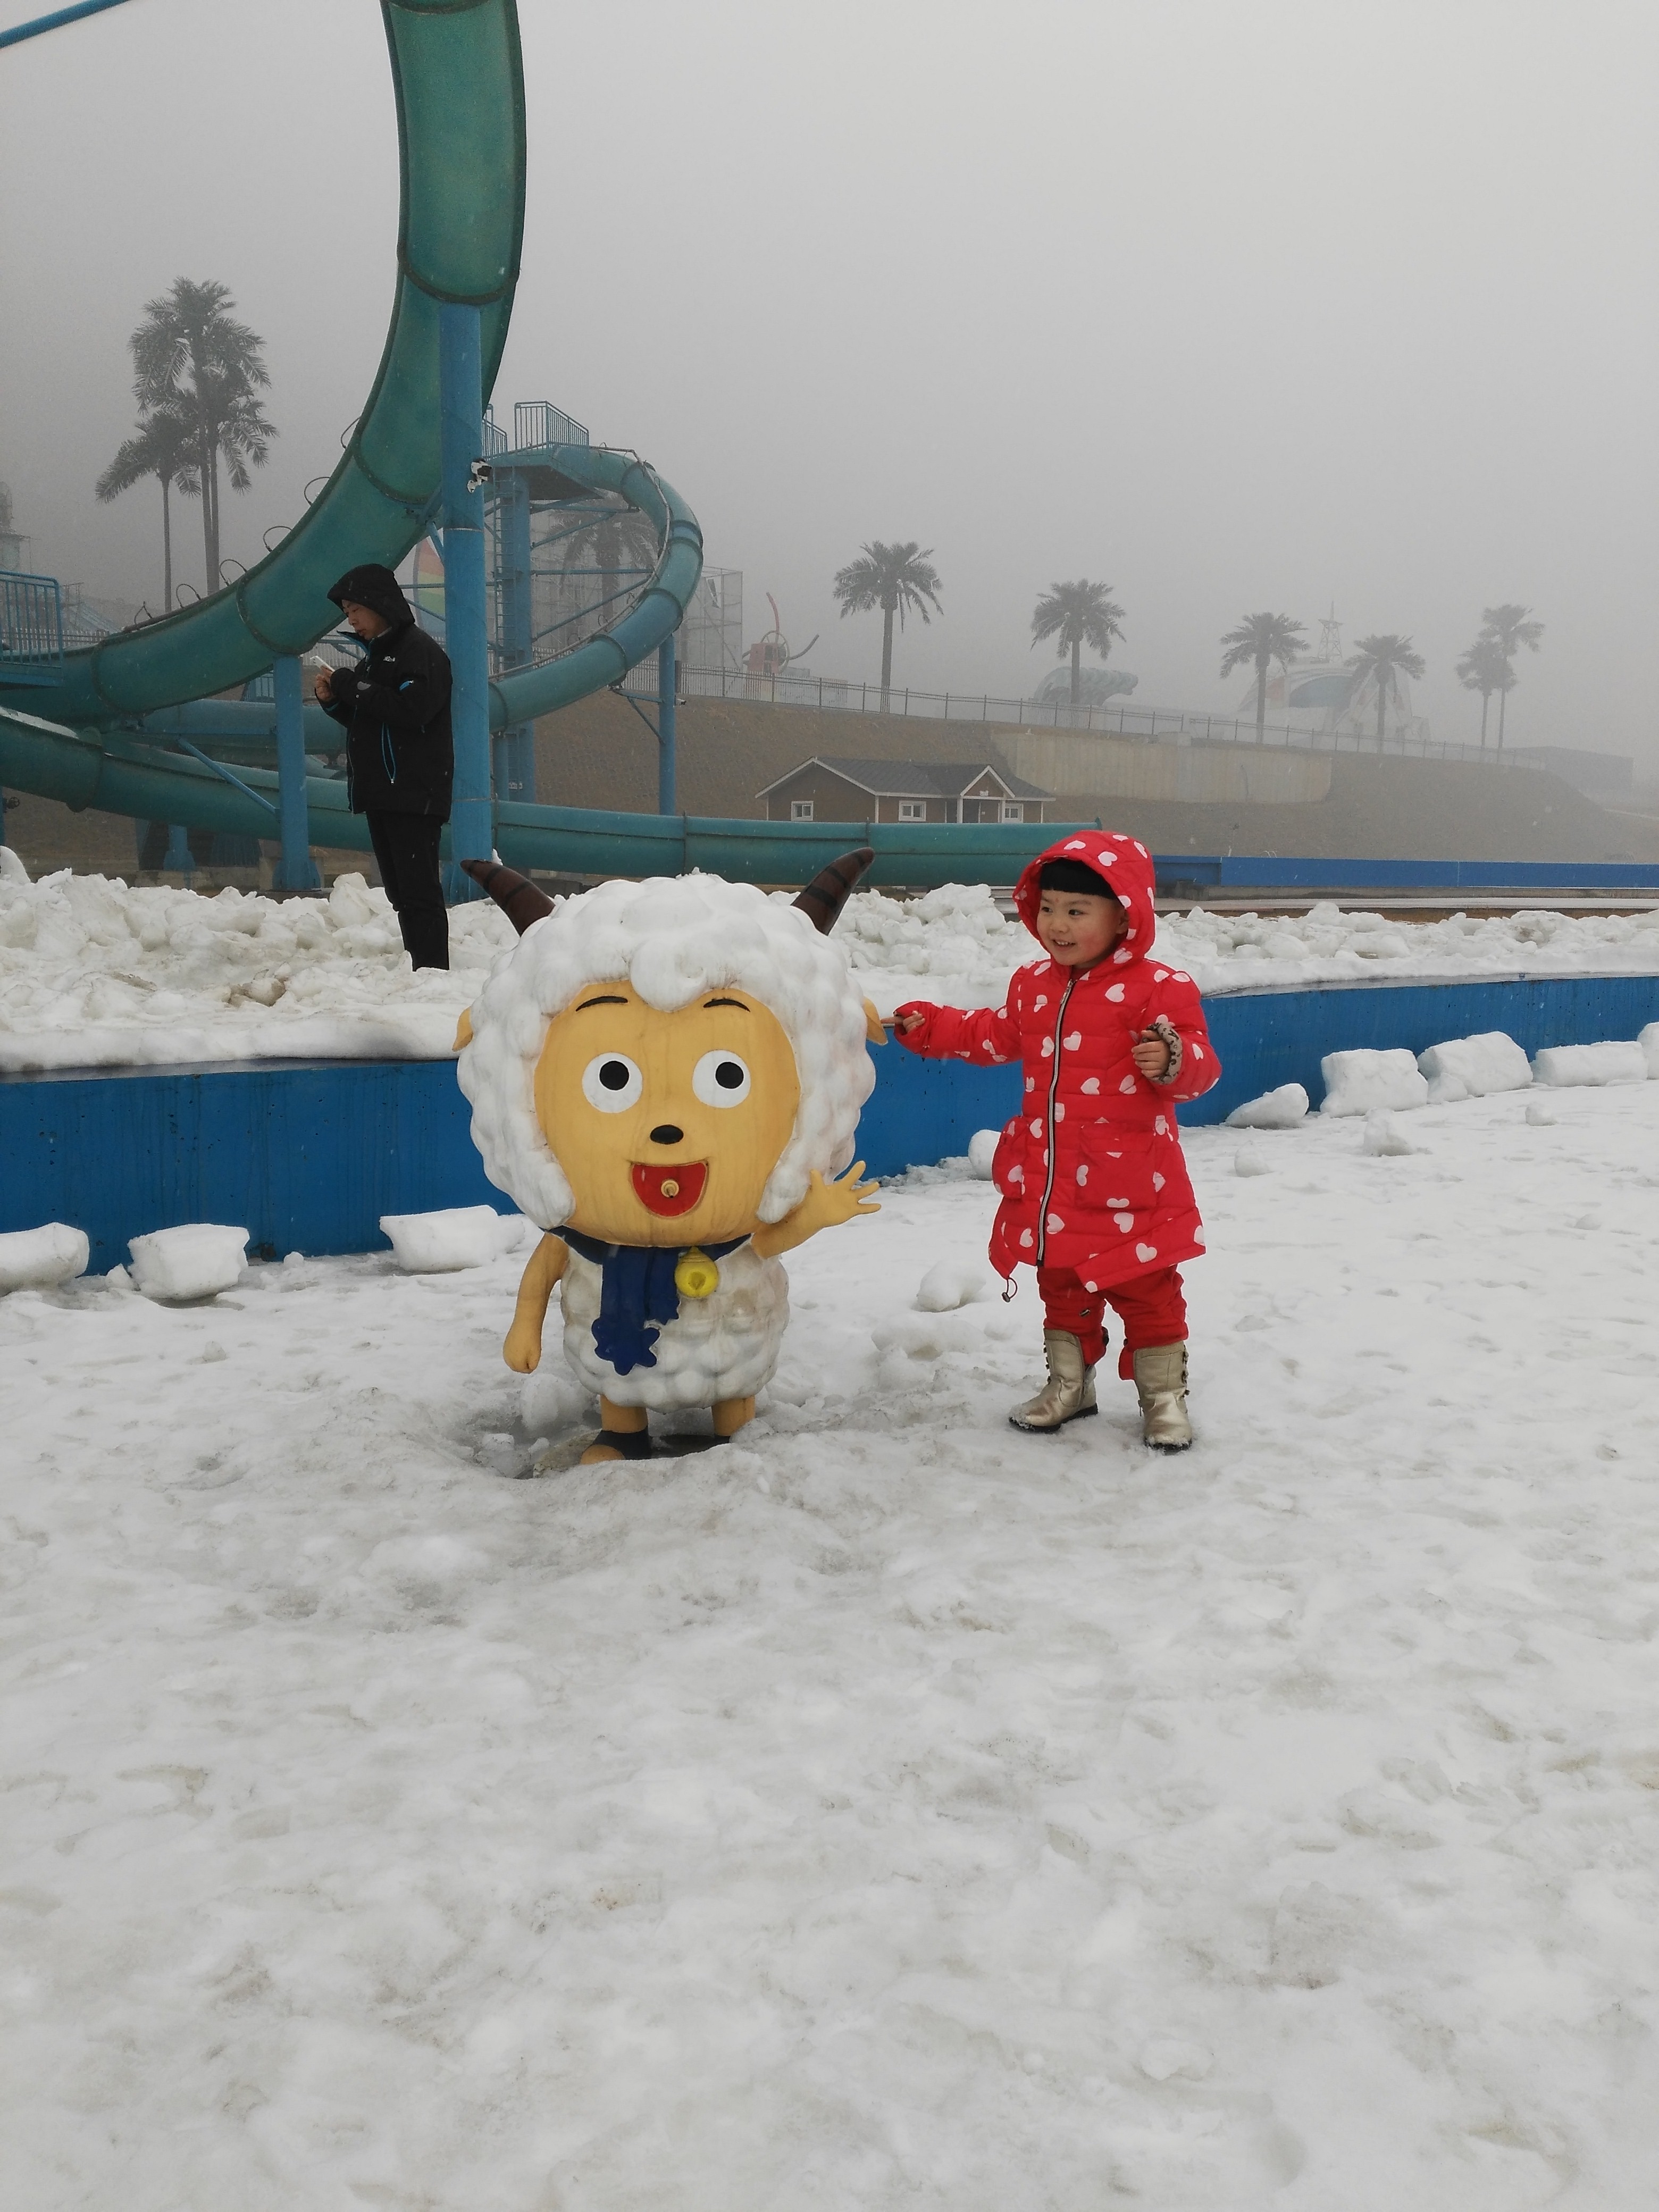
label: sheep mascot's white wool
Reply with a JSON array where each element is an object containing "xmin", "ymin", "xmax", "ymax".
[{"xmin": 457, "ymin": 869, "xmax": 877, "ymax": 1418}]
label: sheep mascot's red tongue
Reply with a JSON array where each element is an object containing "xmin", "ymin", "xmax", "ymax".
[{"xmin": 461, "ymin": 849, "xmax": 875, "ymax": 936}]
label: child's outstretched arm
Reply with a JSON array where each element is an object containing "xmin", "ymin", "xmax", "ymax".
[{"xmin": 892, "ymin": 998, "xmax": 1020, "ymax": 1065}]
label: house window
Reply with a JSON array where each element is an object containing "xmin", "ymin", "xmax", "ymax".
[
  {"xmin": 897, "ymin": 800, "xmax": 926, "ymax": 821},
  {"xmin": 1001, "ymin": 801, "xmax": 1024, "ymax": 822},
  {"xmin": 791, "ymin": 799, "xmax": 814, "ymax": 820}
]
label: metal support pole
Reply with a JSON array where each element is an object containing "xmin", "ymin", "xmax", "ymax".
[
  {"xmin": 495, "ymin": 467, "xmax": 536, "ymax": 803},
  {"xmin": 657, "ymin": 630, "xmax": 677, "ymax": 816},
  {"xmin": 272, "ymin": 654, "xmax": 321, "ymax": 891},
  {"xmin": 164, "ymin": 823, "xmax": 194, "ymax": 875},
  {"xmin": 438, "ymin": 302, "xmax": 490, "ymax": 892}
]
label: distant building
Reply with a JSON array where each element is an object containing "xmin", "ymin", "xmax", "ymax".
[
  {"xmin": 1507, "ymin": 746, "xmax": 1633, "ymax": 799},
  {"xmin": 758, "ymin": 755, "xmax": 1053, "ymax": 825},
  {"xmin": 1032, "ymin": 666, "xmax": 1138, "ymax": 707}
]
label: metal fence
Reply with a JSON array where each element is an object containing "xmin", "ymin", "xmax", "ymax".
[
  {"xmin": 0, "ymin": 569, "xmax": 64, "ymax": 675},
  {"xmin": 617, "ymin": 659, "xmax": 1513, "ymax": 769}
]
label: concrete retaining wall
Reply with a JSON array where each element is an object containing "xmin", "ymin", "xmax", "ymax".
[{"xmin": 6, "ymin": 972, "xmax": 1657, "ymax": 1266}]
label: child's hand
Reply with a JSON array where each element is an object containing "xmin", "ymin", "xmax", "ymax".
[
  {"xmin": 1131, "ymin": 1029, "xmax": 1171, "ymax": 1079},
  {"xmin": 894, "ymin": 1011, "xmax": 926, "ymax": 1035}
]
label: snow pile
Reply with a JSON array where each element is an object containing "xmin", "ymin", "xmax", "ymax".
[
  {"xmin": 0, "ymin": 862, "xmax": 513, "ymax": 1070},
  {"xmin": 1639, "ymin": 1020, "xmax": 1659, "ymax": 1077},
  {"xmin": 380, "ymin": 1205, "xmax": 527, "ymax": 1272},
  {"xmin": 1362, "ymin": 1109, "xmax": 1426, "ymax": 1157},
  {"xmin": 5, "ymin": 857, "xmax": 1659, "ymax": 1056},
  {"xmin": 914, "ymin": 1259, "xmax": 988, "ymax": 1311},
  {"xmin": 1417, "ymin": 1030, "xmax": 1532, "ymax": 1102},
  {"xmin": 1225, "ymin": 1081, "xmax": 1310, "ymax": 1128},
  {"xmin": 1532, "ymin": 1041, "xmax": 1649, "ymax": 1088},
  {"xmin": 828, "ymin": 887, "xmax": 1659, "ymax": 1018},
  {"xmin": 966, "ymin": 1127, "xmax": 1000, "ymax": 1178},
  {"xmin": 1319, "ymin": 1048, "xmax": 1429, "ymax": 1117},
  {"xmin": 127, "ymin": 1223, "xmax": 248, "ymax": 1302},
  {"xmin": 0, "ymin": 1221, "xmax": 88, "ymax": 1292}
]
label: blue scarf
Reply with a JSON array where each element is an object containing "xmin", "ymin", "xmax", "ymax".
[{"xmin": 560, "ymin": 1230, "xmax": 748, "ymax": 1374}]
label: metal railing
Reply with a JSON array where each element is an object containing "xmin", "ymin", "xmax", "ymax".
[
  {"xmin": 0, "ymin": 569, "xmax": 64, "ymax": 675},
  {"xmin": 618, "ymin": 659, "xmax": 1514, "ymax": 769}
]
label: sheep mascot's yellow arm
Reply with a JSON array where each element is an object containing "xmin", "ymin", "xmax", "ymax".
[
  {"xmin": 504, "ymin": 1234, "xmax": 568, "ymax": 1373},
  {"xmin": 751, "ymin": 1163, "xmax": 880, "ymax": 1258}
]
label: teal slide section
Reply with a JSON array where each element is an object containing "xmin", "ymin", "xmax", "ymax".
[{"xmin": 0, "ymin": 0, "xmax": 1066, "ymax": 886}]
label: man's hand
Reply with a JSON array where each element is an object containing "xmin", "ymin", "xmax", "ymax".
[
  {"xmin": 312, "ymin": 666, "xmax": 334, "ymax": 703},
  {"xmin": 1131, "ymin": 1028, "xmax": 1172, "ymax": 1079}
]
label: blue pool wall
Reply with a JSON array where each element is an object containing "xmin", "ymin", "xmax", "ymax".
[{"xmin": 4, "ymin": 971, "xmax": 1657, "ymax": 1267}]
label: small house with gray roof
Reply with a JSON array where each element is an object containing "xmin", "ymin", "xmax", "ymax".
[{"xmin": 758, "ymin": 755, "xmax": 1053, "ymax": 826}]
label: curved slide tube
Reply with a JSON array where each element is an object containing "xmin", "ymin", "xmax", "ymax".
[
  {"xmin": 0, "ymin": 703, "xmax": 1092, "ymax": 890},
  {"xmin": 0, "ymin": 0, "xmax": 527, "ymax": 727}
]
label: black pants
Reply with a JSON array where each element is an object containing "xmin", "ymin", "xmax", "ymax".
[{"xmin": 365, "ymin": 810, "xmax": 449, "ymax": 971}]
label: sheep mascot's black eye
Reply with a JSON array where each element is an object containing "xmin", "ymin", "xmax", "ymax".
[
  {"xmin": 582, "ymin": 1053, "xmax": 643, "ymax": 1112},
  {"xmin": 692, "ymin": 1051, "xmax": 752, "ymax": 1107}
]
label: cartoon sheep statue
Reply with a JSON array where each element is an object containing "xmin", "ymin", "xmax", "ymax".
[{"xmin": 455, "ymin": 851, "xmax": 883, "ymax": 1463}]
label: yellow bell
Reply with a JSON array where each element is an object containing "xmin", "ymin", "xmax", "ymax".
[{"xmin": 675, "ymin": 1246, "xmax": 720, "ymax": 1299}]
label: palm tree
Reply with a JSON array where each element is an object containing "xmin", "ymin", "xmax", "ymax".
[
  {"xmin": 832, "ymin": 540, "xmax": 943, "ymax": 710},
  {"xmin": 1031, "ymin": 579, "xmax": 1126, "ymax": 711},
  {"xmin": 96, "ymin": 400, "xmax": 199, "ymax": 613},
  {"xmin": 1219, "ymin": 610, "xmax": 1306, "ymax": 744},
  {"xmin": 1346, "ymin": 632, "xmax": 1426, "ymax": 750},
  {"xmin": 129, "ymin": 278, "xmax": 276, "ymax": 591},
  {"xmin": 1455, "ymin": 636, "xmax": 1513, "ymax": 750},
  {"xmin": 1478, "ymin": 603, "xmax": 1544, "ymax": 750}
]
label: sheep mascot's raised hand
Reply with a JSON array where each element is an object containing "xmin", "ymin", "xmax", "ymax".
[{"xmin": 455, "ymin": 852, "xmax": 882, "ymax": 1463}]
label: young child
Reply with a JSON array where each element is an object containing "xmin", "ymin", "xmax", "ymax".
[{"xmin": 894, "ymin": 832, "xmax": 1221, "ymax": 1450}]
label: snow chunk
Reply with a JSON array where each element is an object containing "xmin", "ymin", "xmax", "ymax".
[
  {"xmin": 1525, "ymin": 1097, "xmax": 1558, "ymax": 1126},
  {"xmin": 1234, "ymin": 1137, "xmax": 1272, "ymax": 1177},
  {"xmin": 1362, "ymin": 1110, "xmax": 1426, "ymax": 1157},
  {"xmin": 1532, "ymin": 1042, "xmax": 1649, "ymax": 1088},
  {"xmin": 1639, "ymin": 1022, "xmax": 1659, "ymax": 1078},
  {"xmin": 1320, "ymin": 1048, "xmax": 1428, "ymax": 1117},
  {"xmin": 1417, "ymin": 1030, "xmax": 1532, "ymax": 1103},
  {"xmin": 0, "ymin": 1221, "xmax": 89, "ymax": 1293},
  {"xmin": 966, "ymin": 1127, "xmax": 1000, "ymax": 1179},
  {"xmin": 128, "ymin": 1224, "xmax": 248, "ymax": 1303},
  {"xmin": 915, "ymin": 1260, "xmax": 988, "ymax": 1311},
  {"xmin": 380, "ymin": 1205, "xmax": 518, "ymax": 1273},
  {"xmin": 1226, "ymin": 1083, "xmax": 1309, "ymax": 1129}
]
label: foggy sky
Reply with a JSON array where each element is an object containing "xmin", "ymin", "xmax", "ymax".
[{"xmin": 3, "ymin": 0, "xmax": 1655, "ymax": 761}]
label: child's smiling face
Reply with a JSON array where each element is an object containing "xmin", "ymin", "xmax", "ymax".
[{"xmin": 1034, "ymin": 887, "xmax": 1127, "ymax": 968}]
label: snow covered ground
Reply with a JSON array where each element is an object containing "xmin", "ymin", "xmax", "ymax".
[
  {"xmin": 7, "ymin": 1083, "xmax": 1659, "ymax": 2208},
  {"xmin": 4, "ymin": 854, "xmax": 1658, "ymax": 1069}
]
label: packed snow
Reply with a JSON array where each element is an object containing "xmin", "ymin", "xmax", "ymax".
[
  {"xmin": 7, "ymin": 1085, "xmax": 1659, "ymax": 2206},
  {"xmin": 4, "ymin": 858, "xmax": 1659, "ymax": 1068}
]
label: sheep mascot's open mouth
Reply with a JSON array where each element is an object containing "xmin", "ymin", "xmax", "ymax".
[{"xmin": 454, "ymin": 852, "xmax": 884, "ymax": 1464}]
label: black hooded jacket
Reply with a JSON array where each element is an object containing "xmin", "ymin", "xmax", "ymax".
[{"xmin": 320, "ymin": 564, "xmax": 454, "ymax": 818}]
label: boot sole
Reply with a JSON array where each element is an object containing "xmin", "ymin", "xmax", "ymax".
[
  {"xmin": 1144, "ymin": 1436, "xmax": 1192, "ymax": 1453},
  {"xmin": 1009, "ymin": 1405, "xmax": 1099, "ymax": 1433}
]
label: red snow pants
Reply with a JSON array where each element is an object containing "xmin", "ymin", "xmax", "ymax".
[{"xmin": 1037, "ymin": 1265, "xmax": 1187, "ymax": 1380}]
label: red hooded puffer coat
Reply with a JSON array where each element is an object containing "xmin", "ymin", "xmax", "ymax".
[{"xmin": 895, "ymin": 832, "xmax": 1221, "ymax": 1291}]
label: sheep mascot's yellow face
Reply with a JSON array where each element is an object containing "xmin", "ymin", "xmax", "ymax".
[{"xmin": 534, "ymin": 980, "xmax": 801, "ymax": 1246}]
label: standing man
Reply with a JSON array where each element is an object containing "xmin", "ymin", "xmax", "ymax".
[{"xmin": 314, "ymin": 563, "xmax": 454, "ymax": 970}]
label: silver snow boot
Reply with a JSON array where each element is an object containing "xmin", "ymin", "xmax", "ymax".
[
  {"xmin": 1009, "ymin": 1330, "xmax": 1098, "ymax": 1432},
  {"xmin": 1133, "ymin": 1343, "xmax": 1192, "ymax": 1452}
]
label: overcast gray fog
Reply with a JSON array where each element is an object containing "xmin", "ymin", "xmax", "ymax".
[{"xmin": 3, "ymin": 0, "xmax": 1654, "ymax": 759}]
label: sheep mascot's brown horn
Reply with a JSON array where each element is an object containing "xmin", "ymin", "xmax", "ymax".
[
  {"xmin": 462, "ymin": 857, "xmax": 555, "ymax": 935},
  {"xmin": 792, "ymin": 847, "xmax": 875, "ymax": 934}
]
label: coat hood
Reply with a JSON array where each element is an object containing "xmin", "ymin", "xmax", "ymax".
[
  {"xmin": 1012, "ymin": 830, "xmax": 1158, "ymax": 967},
  {"xmin": 326, "ymin": 563, "xmax": 415, "ymax": 630}
]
